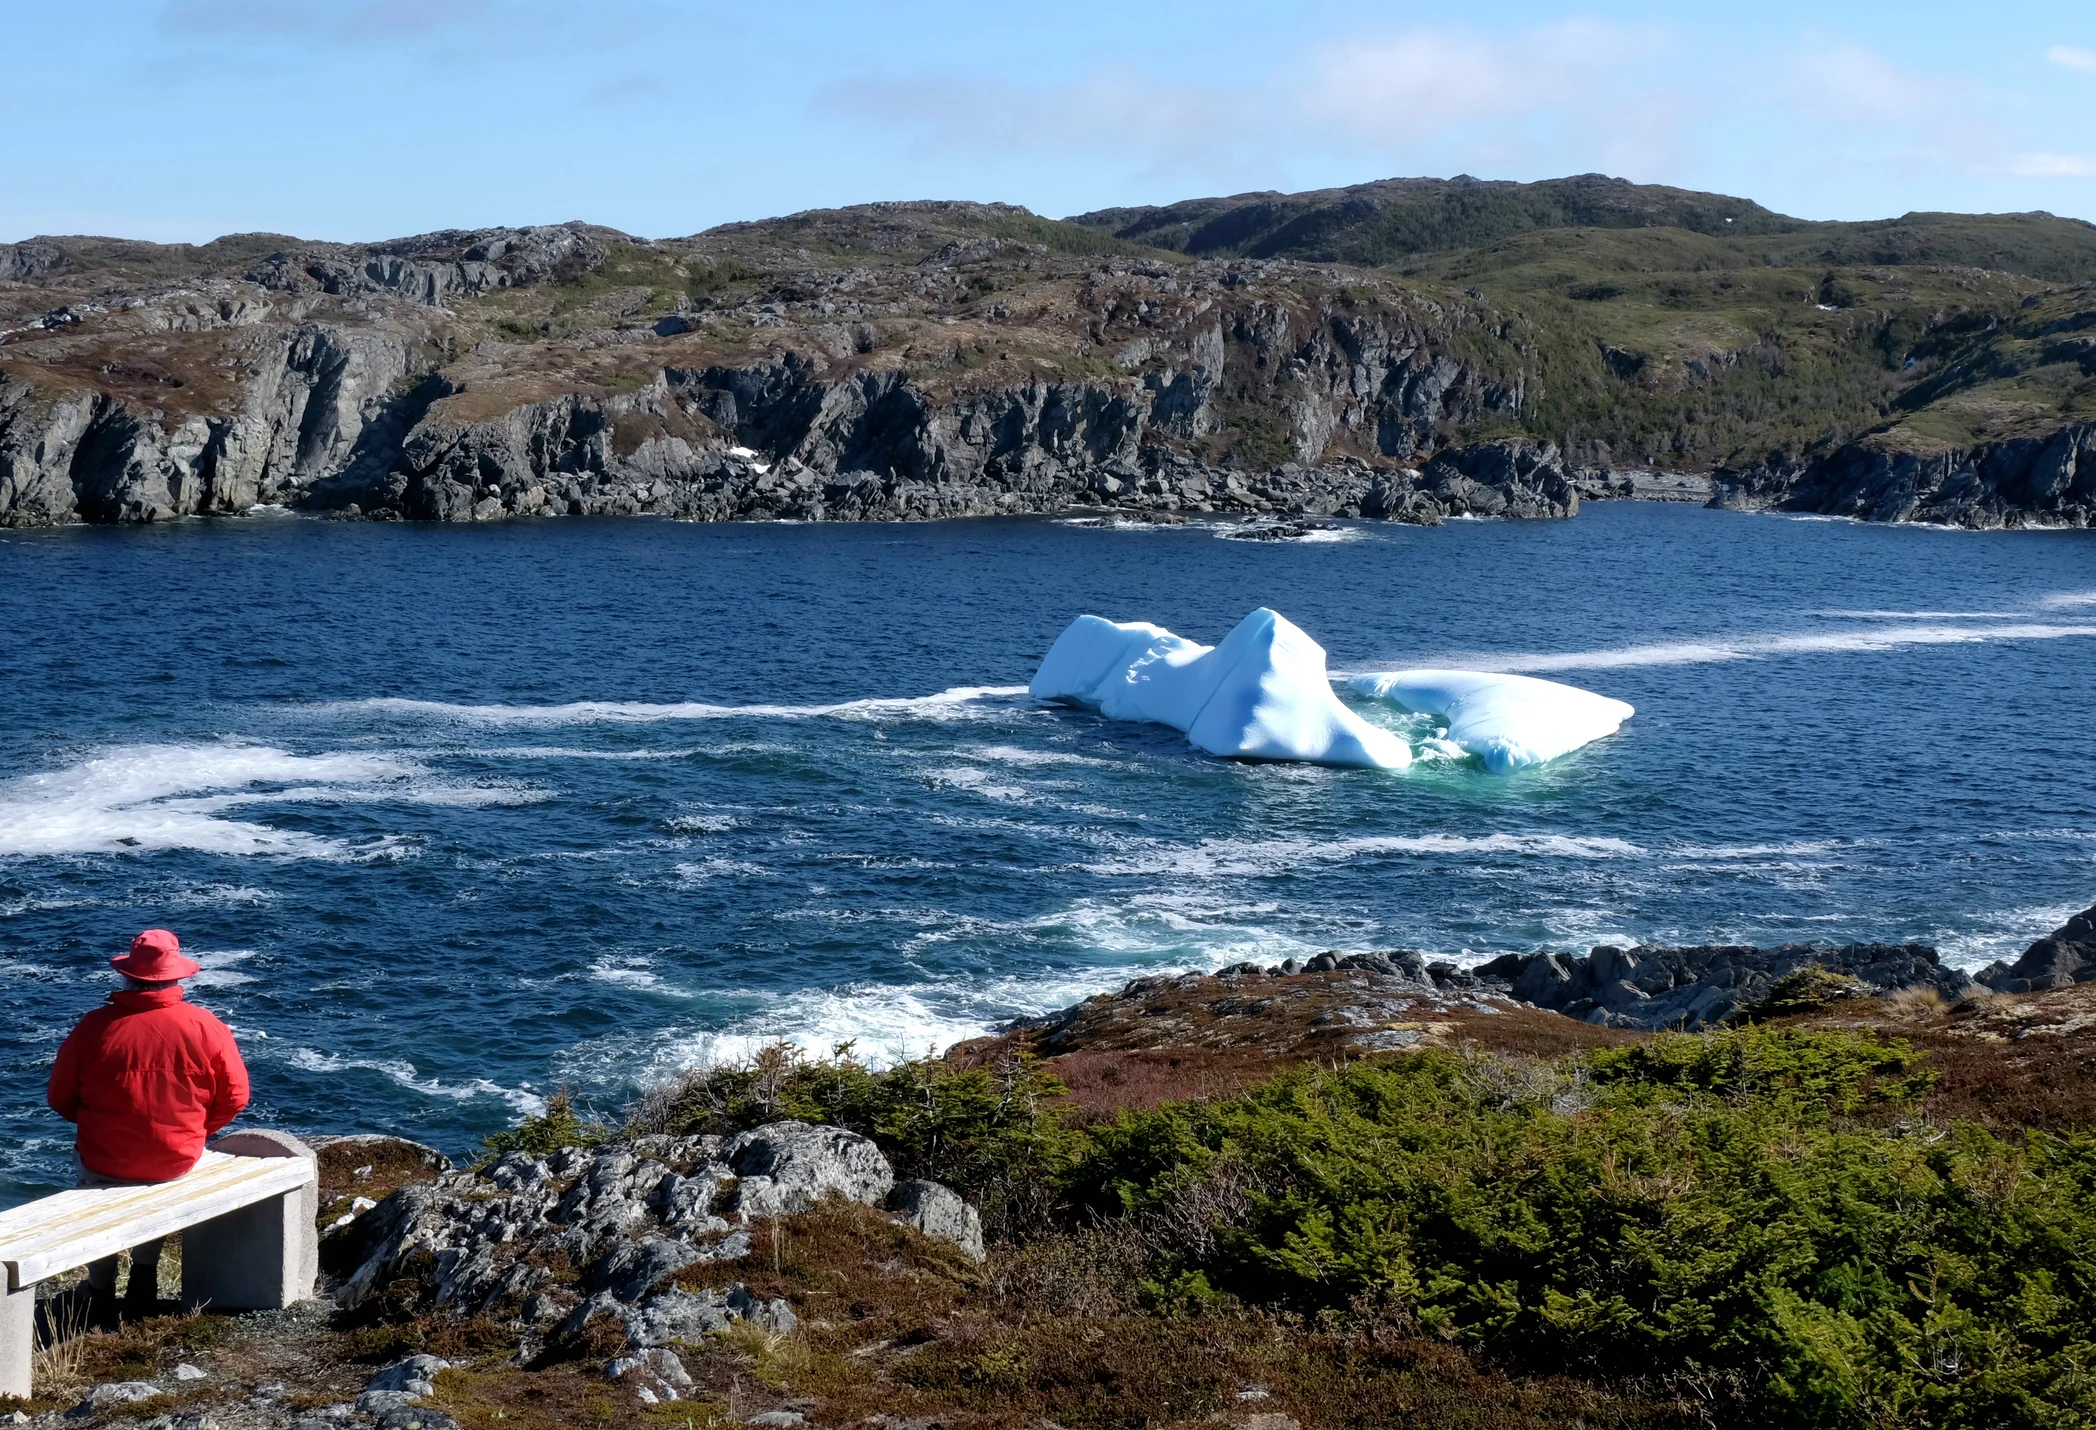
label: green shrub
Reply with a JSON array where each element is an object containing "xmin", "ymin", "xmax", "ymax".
[
  {"xmin": 479, "ymin": 1089, "xmax": 608, "ymax": 1160},
  {"xmin": 1734, "ymin": 966, "xmax": 1871, "ymax": 1023},
  {"xmin": 1064, "ymin": 1034, "xmax": 2096, "ymax": 1427}
]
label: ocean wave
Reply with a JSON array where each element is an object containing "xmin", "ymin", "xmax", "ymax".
[
  {"xmin": 282, "ymin": 1047, "xmax": 547, "ymax": 1117},
  {"xmin": 0, "ymin": 745, "xmax": 415, "ymax": 859},
  {"xmin": 189, "ymin": 948, "xmax": 259, "ymax": 989},
  {"xmin": 1081, "ymin": 831, "xmax": 1644, "ymax": 878},
  {"xmin": 307, "ymin": 686, "xmax": 1034, "ymax": 726},
  {"xmin": 1433, "ymin": 622, "xmax": 2096, "ymax": 672}
]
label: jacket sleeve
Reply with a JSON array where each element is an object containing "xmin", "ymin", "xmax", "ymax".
[
  {"xmin": 47, "ymin": 1024, "xmax": 85, "ymax": 1123},
  {"xmin": 205, "ymin": 1017, "xmax": 252, "ymax": 1134}
]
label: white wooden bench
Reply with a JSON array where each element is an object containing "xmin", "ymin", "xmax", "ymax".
[{"xmin": 0, "ymin": 1131, "xmax": 318, "ymax": 1400}]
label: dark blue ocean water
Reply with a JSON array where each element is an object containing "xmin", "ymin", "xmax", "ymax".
[{"xmin": 3, "ymin": 504, "xmax": 2093, "ymax": 1205}]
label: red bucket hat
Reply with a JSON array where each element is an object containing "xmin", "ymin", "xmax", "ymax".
[{"xmin": 110, "ymin": 928, "xmax": 201, "ymax": 981}]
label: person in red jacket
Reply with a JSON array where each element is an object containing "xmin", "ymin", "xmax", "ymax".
[{"xmin": 48, "ymin": 928, "xmax": 251, "ymax": 1314}]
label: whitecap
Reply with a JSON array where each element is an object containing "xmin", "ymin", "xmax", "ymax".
[
  {"xmin": 281, "ymin": 1047, "xmax": 547, "ymax": 1116},
  {"xmin": 1424, "ymin": 621, "xmax": 2096, "ymax": 672},
  {"xmin": 305, "ymin": 685, "xmax": 1033, "ymax": 726},
  {"xmin": 189, "ymin": 948, "xmax": 259, "ymax": 989},
  {"xmin": 0, "ymin": 745, "xmax": 417, "ymax": 858},
  {"xmin": 1081, "ymin": 831, "xmax": 1643, "ymax": 879}
]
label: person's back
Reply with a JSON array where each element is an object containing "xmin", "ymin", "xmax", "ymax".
[
  {"xmin": 52, "ymin": 981, "xmax": 250, "ymax": 1181},
  {"xmin": 47, "ymin": 928, "xmax": 250, "ymax": 1314}
]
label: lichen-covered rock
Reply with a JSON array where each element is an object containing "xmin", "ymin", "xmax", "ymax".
[
  {"xmin": 885, "ymin": 1179, "xmax": 985, "ymax": 1261},
  {"xmin": 721, "ymin": 1121, "xmax": 894, "ymax": 1218}
]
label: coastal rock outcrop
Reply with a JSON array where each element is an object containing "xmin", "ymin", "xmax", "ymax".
[
  {"xmin": 1711, "ymin": 425, "xmax": 2096, "ymax": 529},
  {"xmin": 1464, "ymin": 941, "xmax": 1976, "ymax": 1030},
  {"xmin": 327, "ymin": 1121, "xmax": 980, "ymax": 1367},
  {"xmin": 1977, "ymin": 901, "xmax": 2096, "ymax": 991}
]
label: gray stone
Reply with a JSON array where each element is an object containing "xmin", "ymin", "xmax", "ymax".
[
  {"xmin": 746, "ymin": 1414, "xmax": 806, "ymax": 1428},
  {"xmin": 721, "ymin": 1121, "xmax": 894, "ymax": 1217},
  {"xmin": 374, "ymin": 1408, "xmax": 461, "ymax": 1430},
  {"xmin": 588, "ymin": 1236, "xmax": 698, "ymax": 1303},
  {"xmin": 364, "ymin": 1354, "xmax": 449, "ymax": 1398},
  {"xmin": 885, "ymin": 1179, "xmax": 985, "ymax": 1261},
  {"xmin": 726, "ymin": 1284, "xmax": 798, "ymax": 1334},
  {"xmin": 173, "ymin": 1362, "xmax": 207, "ymax": 1381},
  {"xmin": 71, "ymin": 1382, "xmax": 161, "ymax": 1416},
  {"xmin": 621, "ymin": 1287, "xmax": 737, "ymax": 1348}
]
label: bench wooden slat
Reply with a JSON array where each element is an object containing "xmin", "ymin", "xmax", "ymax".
[{"xmin": 0, "ymin": 1151, "xmax": 314, "ymax": 1290}]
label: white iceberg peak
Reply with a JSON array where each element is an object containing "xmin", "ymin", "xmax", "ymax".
[
  {"xmin": 1029, "ymin": 609, "xmax": 1412, "ymax": 769},
  {"xmin": 1349, "ymin": 669, "xmax": 1633, "ymax": 773}
]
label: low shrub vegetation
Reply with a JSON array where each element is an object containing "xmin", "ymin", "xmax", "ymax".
[{"xmin": 473, "ymin": 1028, "xmax": 2095, "ymax": 1426}]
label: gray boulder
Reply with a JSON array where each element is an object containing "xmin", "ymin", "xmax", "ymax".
[
  {"xmin": 364, "ymin": 1356, "xmax": 449, "ymax": 1398},
  {"xmin": 70, "ymin": 1383, "xmax": 160, "ymax": 1417},
  {"xmin": 721, "ymin": 1121, "xmax": 894, "ymax": 1217},
  {"xmin": 587, "ymin": 1236, "xmax": 699, "ymax": 1303},
  {"xmin": 886, "ymin": 1179, "xmax": 985, "ymax": 1261}
]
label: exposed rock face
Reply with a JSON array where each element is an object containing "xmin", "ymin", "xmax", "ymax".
[
  {"xmin": 1978, "ymin": 902, "xmax": 2096, "ymax": 991},
  {"xmin": 0, "ymin": 214, "xmax": 1574, "ymax": 529},
  {"xmin": 1468, "ymin": 942, "xmax": 1975, "ymax": 1030},
  {"xmin": 328, "ymin": 1123, "xmax": 974, "ymax": 1362},
  {"xmin": 1712, "ymin": 425, "xmax": 2096, "ymax": 528}
]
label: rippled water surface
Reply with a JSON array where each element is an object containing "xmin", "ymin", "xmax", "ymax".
[{"xmin": 3, "ymin": 506, "xmax": 2093, "ymax": 1203}]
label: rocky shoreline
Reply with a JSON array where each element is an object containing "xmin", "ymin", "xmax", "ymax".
[{"xmin": 10, "ymin": 901, "xmax": 2094, "ymax": 1429}]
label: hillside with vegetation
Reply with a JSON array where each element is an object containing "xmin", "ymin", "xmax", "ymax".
[{"xmin": 2, "ymin": 176, "xmax": 2092, "ymax": 529}]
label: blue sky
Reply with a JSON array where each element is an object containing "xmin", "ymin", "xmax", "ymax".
[{"xmin": 7, "ymin": 0, "xmax": 2095, "ymax": 244}]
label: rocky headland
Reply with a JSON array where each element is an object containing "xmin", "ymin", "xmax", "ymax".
[
  {"xmin": 6, "ymin": 175, "xmax": 2096, "ymax": 533},
  {"xmin": 11, "ymin": 900, "xmax": 2095, "ymax": 1430}
]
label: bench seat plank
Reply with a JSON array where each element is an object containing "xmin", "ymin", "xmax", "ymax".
[{"xmin": 0, "ymin": 1151, "xmax": 313, "ymax": 1290}]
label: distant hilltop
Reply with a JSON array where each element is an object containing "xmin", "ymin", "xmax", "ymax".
[{"xmin": 2, "ymin": 175, "xmax": 2091, "ymax": 531}]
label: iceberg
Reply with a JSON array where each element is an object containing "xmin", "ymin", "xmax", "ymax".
[
  {"xmin": 1349, "ymin": 669, "xmax": 1633, "ymax": 773},
  {"xmin": 1029, "ymin": 609, "xmax": 1412, "ymax": 769}
]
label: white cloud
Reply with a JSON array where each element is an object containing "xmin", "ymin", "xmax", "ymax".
[
  {"xmin": 2010, "ymin": 152, "xmax": 2096, "ymax": 179},
  {"xmin": 1789, "ymin": 45, "xmax": 1937, "ymax": 124},
  {"xmin": 2048, "ymin": 45, "xmax": 2096, "ymax": 74},
  {"xmin": 1302, "ymin": 21, "xmax": 1660, "ymax": 137},
  {"xmin": 827, "ymin": 23, "xmax": 1684, "ymax": 188}
]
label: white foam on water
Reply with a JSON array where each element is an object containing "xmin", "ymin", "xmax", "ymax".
[
  {"xmin": 189, "ymin": 948, "xmax": 258, "ymax": 988},
  {"xmin": 1927, "ymin": 902, "xmax": 2092, "ymax": 970},
  {"xmin": 282, "ymin": 1046, "xmax": 547, "ymax": 1117},
  {"xmin": 1081, "ymin": 831, "xmax": 1644, "ymax": 879},
  {"xmin": 1426, "ymin": 621, "xmax": 2096, "ymax": 672},
  {"xmin": 665, "ymin": 814, "xmax": 742, "ymax": 835},
  {"xmin": 2038, "ymin": 590, "xmax": 2096, "ymax": 609},
  {"xmin": 674, "ymin": 858, "xmax": 775, "ymax": 883},
  {"xmin": 165, "ymin": 883, "xmax": 280, "ymax": 907},
  {"xmin": 957, "ymin": 744, "xmax": 1121, "ymax": 769},
  {"xmin": 589, "ymin": 958, "xmax": 676, "ymax": 994},
  {"xmin": 458, "ymin": 746, "xmax": 702, "ymax": 761},
  {"xmin": 309, "ymin": 686, "xmax": 1034, "ymax": 726},
  {"xmin": 0, "ymin": 745, "xmax": 424, "ymax": 858},
  {"xmin": 1670, "ymin": 839, "xmax": 1865, "ymax": 859},
  {"xmin": 921, "ymin": 766, "xmax": 1038, "ymax": 804},
  {"xmin": 1818, "ymin": 609, "xmax": 2025, "ymax": 620}
]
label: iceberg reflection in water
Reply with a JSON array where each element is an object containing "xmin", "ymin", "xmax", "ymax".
[{"xmin": 1031, "ymin": 608, "xmax": 1631, "ymax": 772}]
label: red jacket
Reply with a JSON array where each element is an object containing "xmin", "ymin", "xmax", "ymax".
[{"xmin": 48, "ymin": 986, "xmax": 251, "ymax": 1182}]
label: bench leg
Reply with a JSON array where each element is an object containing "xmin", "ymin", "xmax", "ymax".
[
  {"xmin": 180, "ymin": 1187, "xmax": 317, "ymax": 1312},
  {"xmin": 1, "ymin": 1277, "xmax": 32, "ymax": 1401}
]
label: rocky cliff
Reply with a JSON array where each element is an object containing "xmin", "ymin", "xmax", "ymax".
[
  {"xmin": 1713, "ymin": 424, "xmax": 2096, "ymax": 528},
  {"xmin": 0, "ymin": 211, "xmax": 1573, "ymax": 528},
  {"xmin": 9, "ymin": 183, "xmax": 2096, "ymax": 531}
]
